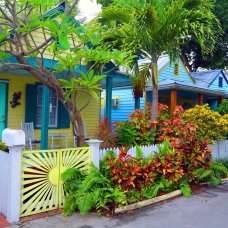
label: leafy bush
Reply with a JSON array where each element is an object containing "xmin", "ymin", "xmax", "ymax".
[
  {"xmin": 126, "ymin": 189, "xmax": 141, "ymax": 203},
  {"xmin": 100, "ymin": 150, "xmax": 117, "ymax": 178},
  {"xmin": 115, "ymin": 121, "xmax": 139, "ymax": 147},
  {"xmin": 194, "ymin": 162, "xmax": 228, "ymax": 186},
  {"xmin": 95, "ymin": 117, "xmax": 116, "ymax": 149},
  {"xmin": 145, "ymin": 102, "xmax": 170, "ymax": 121},
  {"xmin": 153, "ymin": 139, "xmax": 184, "ymax": 184},
  {"xmin": 142, "ymin": 177, "xmax": 176, "ymax": 199},
  {"xmin": 62, "ymin": 165, "xmax": 126, "ymax": 216},
  {"xmin": 158, "ymin": 106, "xmax": 212, "ymax": 181},
  {"xmin": 104, "ymin": 147, "xmax": 155, "ymax": 192},
  {"xmin": 0, "ymin": 141, "xmax": 8, "ymax": 152},
  {"xmin": 217, "ymin": 99, "xmax": 228, "ymax": 115},
  {"xmin": 216, "ymin": 158, "xmax": 228, "ymax": 169},
  {"xmin": 184, "ymin": 104, "xmax": 228, "ymax": 142},
  {"xmin": 115, "ymin": 109, "xmax": 157, "ymax": 147}
]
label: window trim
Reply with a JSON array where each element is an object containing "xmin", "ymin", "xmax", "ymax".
[
  {"xmin": 36, "ymin": 86, "xmax": 59, "ymax": 128},
  {"xmin": 218, "ymin": 77, "xmax": 223, "ymax": 88}
]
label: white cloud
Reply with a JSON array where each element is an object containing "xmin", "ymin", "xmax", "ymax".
[{"xmin": 77, "ymin": 0, "xmax": 102, "ymax": 22}]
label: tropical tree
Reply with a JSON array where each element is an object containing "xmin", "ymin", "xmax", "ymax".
[
  {"xmin": 181, "ymin": 0, "xmax": 228, "ymax": 71},
  {"xmin": 99, "ymin": 0, "xmax": 222, "ymax": 120},
  {"xmin": 0, "ymin": 0, "xmax": 133, "ymax": 146}
]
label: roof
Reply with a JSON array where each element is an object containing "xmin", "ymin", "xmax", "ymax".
[
  {"xmin": 116, "ymin": 55, "xmax": 170, "ymax": 75},
  {"xmin": 146, "ymin": 78, "xmax": 228, "ymax": 98},
  {"xmin": 190, "ymin": 70, "xmax": 223, "ymax": 88}
]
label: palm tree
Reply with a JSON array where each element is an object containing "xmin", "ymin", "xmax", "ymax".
[{"xmin": 99, "ymin": 0, "xmax": 222, "ymax": 120}]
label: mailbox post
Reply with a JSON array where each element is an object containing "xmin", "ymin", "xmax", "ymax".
[{"xmin": 2, "ymin": 129, "xmax": 25, "ymax": 223}]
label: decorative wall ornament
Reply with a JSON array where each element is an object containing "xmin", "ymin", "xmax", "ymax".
[{"xmin": 10, "ymin": 92, "xmax": 22, "ymax": 108}]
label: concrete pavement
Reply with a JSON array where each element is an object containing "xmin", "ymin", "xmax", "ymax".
[{"xmin": 20, "ymin": 182, "xmax": 228, "ymax": 228}]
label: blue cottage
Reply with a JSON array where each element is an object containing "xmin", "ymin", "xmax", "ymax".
[{"xmin": 102, "ymin": 56, "xmax": 228, "ymax": 122}]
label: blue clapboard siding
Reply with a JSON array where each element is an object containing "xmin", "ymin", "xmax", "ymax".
[
  {"xmin": 158, "ymin": 62, "xmax": 193, "ymax": 84},
  {"xmin": 209, "ymin": 72, "xmax": 228, "ymax": 92},
  {"xmin": 111, "ymin": 87, "xmax": 144, "ymax": 122},
  {"xmin": 105, "ymin": 61, "xmax": 194, "ymax": 122}
]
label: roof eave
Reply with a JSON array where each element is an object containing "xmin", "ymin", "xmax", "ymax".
[{"xmin": 146, "ymin": 83, "xmax": 228, "ymax": 98}]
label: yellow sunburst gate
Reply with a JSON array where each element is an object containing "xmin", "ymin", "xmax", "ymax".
[{"xmin": 20, "ymin": 147, "xmax": 91, "ymax": 217}]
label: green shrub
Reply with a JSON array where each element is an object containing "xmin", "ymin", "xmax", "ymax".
[
  {"xmin": 126, "ymin": 189, "xmax": 141, "ymax": 203},
  {"xmin": 217, "ymin": 99, "xmax": 228, "ymax": 115},
  {"xmin": 115, "ymin": 109, "xmax": 157, "ymax": 147},
  {"xmin": 62, "ymin": 165, "xmax": 126, "ymax": 216},
  {"xmin": 0, "ymin": 141, "xmax": 8, "ymax": 152},
  {"xmin": 193, "ymin": 162, "xmax": 228, "ymax": 186},
  {"xmin": 142, "ymin": 177, "xmax": 176, "ymax": 199},
  {"xmin": 216, "ymin": 158, "xmax": 228, "ymax": 169},
  {"xmin": 184, "ymin": 104, "xmax": 228, "ymax": 142}
]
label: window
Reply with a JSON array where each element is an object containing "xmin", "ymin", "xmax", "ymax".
[
  {"xmin": 36, "ymin": 86, "xmax": 58, "ymax": 128},
  {"xmin": 218, "ymin": 77, "xmax": 223, "ymax": 88},
  {"xmin": 112, "ymin": 97, "xmax": 120, "ymax": 108},
  {"xmin": 174, "ymin": 63, "xmax": 179, "ymax": 76}
]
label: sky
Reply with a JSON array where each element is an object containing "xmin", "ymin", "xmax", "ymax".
[{"xmin": 77, "ymin": 0, "xmax": 102, "ymax": 22}]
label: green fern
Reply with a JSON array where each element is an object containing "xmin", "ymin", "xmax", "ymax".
[
  {"xmin": 143, "ymin": 182, "xmax": 164, "ymax": 199},
  {"xmin": 63, "ymin": 165, "xmax": 126, "ymax": 216},
  {"xmin": 126, "ymin": 189, "xmax": 141, "ymax": 203},
  {"xmin": 77, "ymin": 192, "xmax": 95, "ymax": 215},
  {"xmin": 136, "ymin": 145, "xmax": 144, "ymax": 158},
  {"xmin": 157, "ymin": 139, "xmax": 173, "ymax": 157},
  {"xmin": 179, "ymin": 179, "xmax": 191, "ymax": 197},
  {"xmin": 193, "ymin": 162, "xmax": 228, "ymax": 186}
]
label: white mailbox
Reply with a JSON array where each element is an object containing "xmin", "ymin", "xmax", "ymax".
[{"xmin": 2, "ymin": 129, "xmax": 25, "ymax": 147}]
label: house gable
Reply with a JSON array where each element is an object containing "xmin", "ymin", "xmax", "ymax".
[
  {"xmin": 158, "ymin": 59, "xmax": 194, "ymax": 85},
  {"xmin": 208, "ymin": 71, "xmax": 228, "ymax": 92}
]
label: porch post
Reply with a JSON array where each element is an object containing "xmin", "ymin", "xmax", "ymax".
[
  {"xmin": 198, "ymin": 93, "xmax": 203, "ymax": 106},
  {"xmin": 143, "ymin": 91, "xmax": 147, "ymax": 113},
  {"xmin": 41, "ymin": 86, "xmax": 50, "ymax": 149},
  {"xmin": 218, "ymin": 96, "xmax": 223, "ymax": 105},
  {"xmin": 170, "ymin": 89, "xmax": 177, "ymax": 114},
  {"xmin": 105, "ymin": 76, "xmax": 113, "ymax": 124},
  {"xmin": 135, "ymin": 97, "xmax": 140, "ymax": 109}
]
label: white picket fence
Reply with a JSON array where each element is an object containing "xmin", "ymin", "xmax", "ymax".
[
  {"xmin": 0, "ymin": 151, "xmax": 10, "ymax": 218},
  {"xmin": 99, "ymin": 144, "xmax": 161, "ymax": 159},
  {"xmin": 99, "ymin": 140, "xmax": 228, "ymax": 160},
  {"xmin": 209, "ymin": 140, "xmax": 228, "ymax": 160}
]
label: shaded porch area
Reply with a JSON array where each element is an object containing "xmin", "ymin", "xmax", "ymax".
[{"xmin": 146, "ymin": 83, "xmax": 228, "ymax": 113}]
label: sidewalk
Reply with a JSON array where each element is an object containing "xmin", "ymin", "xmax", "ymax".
[{"xmin": 18, "ymin": 182, "xmax": 228, "ymax": 228}]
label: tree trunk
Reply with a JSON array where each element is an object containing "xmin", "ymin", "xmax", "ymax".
[
  {"xmin": 151, "ymin": 56, "xmax": 159, "ymax": 120},
  {"xmin": 152, "ymin": 84, "xmax": 158, "ymax": 120},
  {"xmin": 70, "ymin": 108, "xmax": 85, "ymax": 147}
]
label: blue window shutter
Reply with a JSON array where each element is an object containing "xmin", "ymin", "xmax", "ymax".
[
  {"xmin": 218, "ymin": 77, "xmax": 223, "ymax": 88},
  {"xmin": 25, "ymin": 84, "xmax": 37, "ymax": 125},
  {"xmin": 57, "ymin": 100, "xmax": 70, "ymax": 128}
]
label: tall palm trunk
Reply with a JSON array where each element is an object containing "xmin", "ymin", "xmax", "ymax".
[{"xmin": 151, "ymin": 56, "xmax": 159, "ymax": 120}]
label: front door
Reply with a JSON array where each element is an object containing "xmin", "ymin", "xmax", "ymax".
[{"xmin": 0, "ymin": 83, "xmax": 7, "ymax": 140}]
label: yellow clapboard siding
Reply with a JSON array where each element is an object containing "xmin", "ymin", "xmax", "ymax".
[
  {"xmin": 0, "ymin": 16, "xmax": 82, "ymax": 60},
  {"xmin": 0, "ymin": 73, "xmax": 100, "ymax": 147}
]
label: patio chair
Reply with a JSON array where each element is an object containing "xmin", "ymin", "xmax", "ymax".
[{"xmin": 21, "ymin": 122, "xmax": 41, "ymax": 150}]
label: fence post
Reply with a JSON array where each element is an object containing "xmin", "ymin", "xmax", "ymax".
[
  {"xmin": 86, "ymin": 139, "xmax": 102, "ymax": 170},
  {"xmin": 2, "ymin": 129, "xmax": 25, "ymax": 223}
]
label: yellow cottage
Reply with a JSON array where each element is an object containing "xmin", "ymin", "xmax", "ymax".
[{"xmin": 0, "ymin": 4, "xmax": 100, "ymax": 148}]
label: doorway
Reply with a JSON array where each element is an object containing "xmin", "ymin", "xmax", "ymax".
[{"xmin": 0, "ymin": 82, "xmax": 7, "ymax": 140}]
